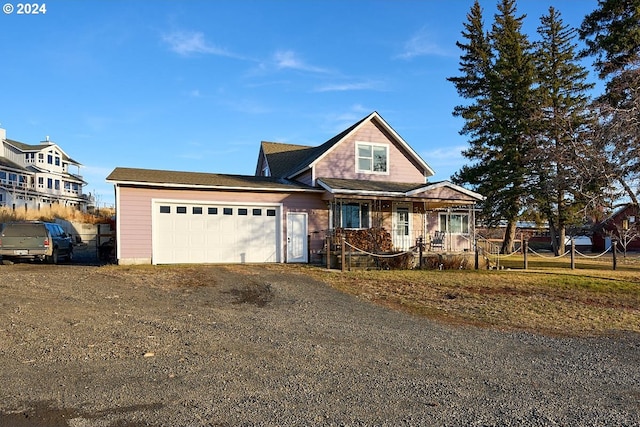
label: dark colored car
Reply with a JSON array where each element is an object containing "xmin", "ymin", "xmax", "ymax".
[{"xmin": 0, "ymin": 221, "xmax": 73, "ymax": 264}]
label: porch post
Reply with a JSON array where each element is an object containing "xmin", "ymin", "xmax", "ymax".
[
  {"xmin": 341, "ymin": 236, "xmax": 346, "ymax": 272},
  {"xmin": 447, "ymin": 207, "xmax": 452, "ymax": 251}
]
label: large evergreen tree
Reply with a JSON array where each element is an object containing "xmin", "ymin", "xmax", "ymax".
[
  {"xmin": 530, "ymin": 7, "xmax": 597, "ymax": 254},
  {"xmin": 450, "ymin": 0, "xmax": 536, "ymax": 253},
  {"xmin": 579, "ymin": 0, "xmax": 640, "ymax": 205}
]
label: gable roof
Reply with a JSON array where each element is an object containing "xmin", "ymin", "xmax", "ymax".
[
  {"xmin": 3, "ymin": 138, "xmax": 81, "ymax": 165},
  {"xmin": 259, "ymin": 112, "xmax": 435, "ymax": 180},
  {"xmin": 286, "ymin": 111, "xmax": 435, "ymax": 179},
  {"xmin": 106, "ymin": 167, "xmax": 320, "ymax": 192},
  {"xmin": 596, "ymin": 203, "xmax": 639, "ymax": 227}
]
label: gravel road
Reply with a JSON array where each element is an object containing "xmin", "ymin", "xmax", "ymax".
[{"xmin": 0, "ymin": 264, "xmax": 638, "ymax": 426}]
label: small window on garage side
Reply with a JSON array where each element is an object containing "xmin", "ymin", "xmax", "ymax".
[
  {"xmin": 208, "ymin": 207, "xmax": 218, "ymax": 215},
  {"xmin": 177, "ymin": 206, "xmax": 187, "ymax": 214},
  {"xmin": 159, "ymin": 206, "xmax": 170, "ymax": 214},
  {"xmin": 266, "ymin": 209, "xmax": 276, "ymax": 217},
  {"xmin": 238, "ymin": 208, "xmax": 248, "ymax": 216},
  {"xmin": 193, "ymin": 207, "xmax": 203, "ymax": 214},
  {"xmin": 253, "ymin": 209, "xmax": 262, "ymax": 216},
  {"xmin": 223, "ymin": 208, "xmax": 233, "ymax": 215}
]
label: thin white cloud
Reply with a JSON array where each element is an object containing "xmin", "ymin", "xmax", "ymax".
[
  {"xmin": 315, "ymin": 80, "xmax": 383, "ymax": 92},
  {"xmin": 162, "ymin": 30, "xmax": 237, "ymax": 57},
  {"xmin": 422, "ymin": 145, "xmax": 467, "ymax": 165},
  {"xmin": 396, "ymin": 27, "xmax": 449, "ymax": 59},
  {"xmin": 272, "ymin": 50, "xmax": 329, "ymax": 73}
]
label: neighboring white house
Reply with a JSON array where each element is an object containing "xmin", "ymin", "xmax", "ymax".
[{"xmin": 0, "ymin": 127, "xmax": 93, "ymax": 211}]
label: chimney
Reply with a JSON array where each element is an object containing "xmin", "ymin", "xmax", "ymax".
[
  {"xmin": 40, "ymin": 135, "xmax": 53, "ymax": 145},
  {"xmin": 0, "ymin": 127, "xmax": 6, "ymax": 141}
]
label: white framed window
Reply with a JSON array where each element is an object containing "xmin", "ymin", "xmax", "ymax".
[
  {"xmin": 439, "ymin": 213, "xmax": 469, "ymax": 234},
  {"xmin": 356, "ymin": 142, "xmax": 388, "ymax": 174},
  {"xmin": 332, "ymin": 201, "xmax": 370, "ymax": 229}
]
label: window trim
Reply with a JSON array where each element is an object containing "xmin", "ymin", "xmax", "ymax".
[
  {"xmin": 438, "ymin": 212, "xmax": 470, "ymax": 234},
  {"xmin": 355, "ymin": 141, "xmax": 389, "ymax": 175},
  {"xmin": 331, "ymin": 200, "xmax": 371, "ymax": 230}
]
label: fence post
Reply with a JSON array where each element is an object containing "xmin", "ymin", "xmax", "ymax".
[
  {"xmin": 570, "ymin": 237, "xmax": 575, "ymax": 270},
  {"xmin": 612, "ymin": 238, "xmax": 617, "ymax": 270},
  {"xmin": 523, "ymin": 239, "xmax": 528, "ymax": 270},
  {"xmin": 474, "ymin": 243, "xmax": 479, "ymax": 270},
  {"xmin": 326, "ymin": 236, "xmax": 331, "ymax": 270},
  {"xmin": 341, "ymin": 237, "xmax": 346, "ymax": 273},
  {"xmin": 418, "ymin": 236, "xmax": 424, "ymax": 268}
]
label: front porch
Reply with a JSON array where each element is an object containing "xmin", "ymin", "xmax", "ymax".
[
  {"xmin": 326, "ymin": 199, "xmax": 478, "ymax": 253},
  {"xmin": 311, "ymin": 177, "xmax": 485, "ymax": 269}
]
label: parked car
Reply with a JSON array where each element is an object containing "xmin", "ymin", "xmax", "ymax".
[{"xmin": 0, "ymin": 221, "xmax": 73, "ymax": 264}]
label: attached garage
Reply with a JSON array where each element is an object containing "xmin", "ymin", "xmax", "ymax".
[
  {"xmin": 152, "ymin": 200, "xmax": 281, "ymax": 264},
  {"xmin": 106, "ymin": 168, "xmax": 327, "ymax": 265}
]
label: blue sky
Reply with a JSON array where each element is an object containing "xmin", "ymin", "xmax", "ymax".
[{"xmin": 1, "ymin": 0, "xmax": 598, "ymax": 207}]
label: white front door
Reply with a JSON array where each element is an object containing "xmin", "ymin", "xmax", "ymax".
[
  {"xmin": 286, "ymin": 212, "xmax": 308, "ymax": 263},
  {"xmin": 393, "ymin": 204, "xmax": 411, "ymax": 250}
]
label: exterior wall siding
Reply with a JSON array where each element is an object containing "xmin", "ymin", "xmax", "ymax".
[
  {"xmin": 116, "ymin": 185, "xmax": 328, "ymax": 264},
  {"xmin": 294, "ymin": 170, "xmax": 313, "ymax": 186},
  {"xmin": 313, "ymin": 121, "xmax": 426, "ymax": 183}
]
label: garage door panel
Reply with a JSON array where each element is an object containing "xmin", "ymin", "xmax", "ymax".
[{"xmin": 153, "ymin": 202, "xmax": 279, "ymax": 264}]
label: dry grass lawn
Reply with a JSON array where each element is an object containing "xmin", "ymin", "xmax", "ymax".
[
  {"xmin": 299, "ymin": 255, "xmax": 640, "ymax": 336},
  {"xmin": 0, "ymin": 205, "xmax": 114, "ymax": 224}
]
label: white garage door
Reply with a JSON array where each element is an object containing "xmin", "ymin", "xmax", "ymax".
[{"xmin": 152, "ymin": 201, "xmax": 280, "ymax": 264}]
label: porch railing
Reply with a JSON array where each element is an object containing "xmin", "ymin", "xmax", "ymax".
[{"xmin": 322, "ymin": 227, "xmax": 480, "ymax": 255}]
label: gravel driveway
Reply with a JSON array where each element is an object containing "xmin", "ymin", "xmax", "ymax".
[{"xmin": 0, "ymin": 264, "xmax": 638, "ymax": 426}]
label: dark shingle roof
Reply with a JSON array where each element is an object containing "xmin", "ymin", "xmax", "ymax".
[
  {"xmin": 5, "ymin": 139, "xmax": 41, "ymax": 151},
  {"xmin": 106, "ymin": 167, "xmax": 319, "ymax": 192},
  {"xmin": 260, "ymin": 115, "xmax": 370, "ymax": 179},
  {"xmin": 284, "ymin": 116, "xmax": 368, "ymax": 178},
  {"xmin": 318, "ymin": 177, "xmax": 430, "ymax": 194},
  {"xmin": 0, "ymin": 156, "xmax": 26, "ymax": 170},
  {"xmin": 260, "ymin": 142, "xmax": 316, "ymax": 178}
]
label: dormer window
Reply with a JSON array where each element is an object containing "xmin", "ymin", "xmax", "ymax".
[{"xmin": 356, "ymin": 142, "xmax": 388, "ymax": 174}]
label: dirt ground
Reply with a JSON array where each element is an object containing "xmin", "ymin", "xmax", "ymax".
[{"xmin": 0, "ymin": 263, "xmax": 638, "ymax": 426}]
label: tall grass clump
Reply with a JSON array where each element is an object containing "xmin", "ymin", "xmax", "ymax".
[{"xmin": 0, "ymin": 205, "xmax": 114, "ymax": 224}]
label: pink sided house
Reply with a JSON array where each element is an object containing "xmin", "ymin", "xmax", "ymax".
[{"xmin": 106, "ymin": 111, "xmax": 483, "ymax": 265}]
